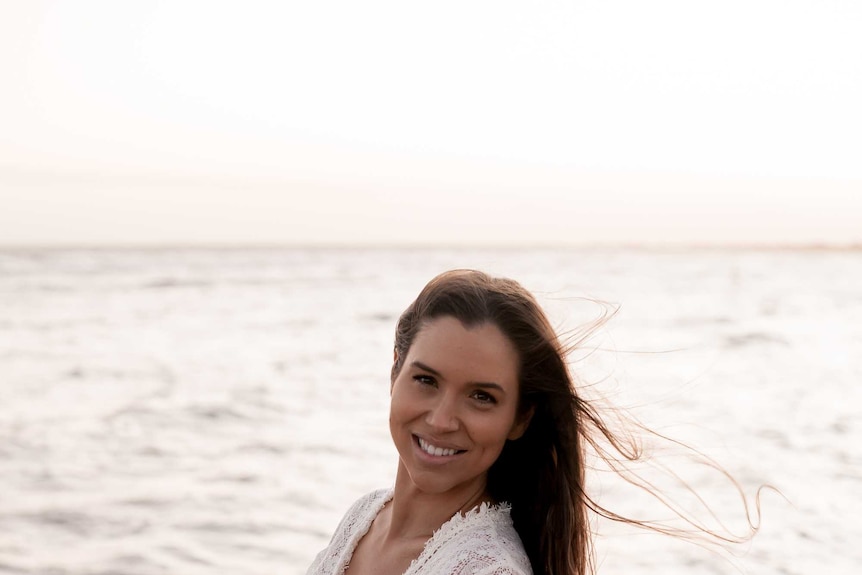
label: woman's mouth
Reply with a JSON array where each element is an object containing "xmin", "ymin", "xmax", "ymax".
[{"xmin": 416, "ymin": 436, "xmax": 465, "ymax": 457}]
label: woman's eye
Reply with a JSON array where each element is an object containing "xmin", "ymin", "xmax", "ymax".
[
  {"xmin": 413, "ymin": 375, "xmax": 436, "ymax": 386},
  {"xmin": 472, "ymin": 391, "xmax": 497, "ymax": 404}
]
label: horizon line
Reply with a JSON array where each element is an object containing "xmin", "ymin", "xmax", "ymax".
[{"xmin": 1, "ymin": 241, "xmax": 860, "ymax": 252}]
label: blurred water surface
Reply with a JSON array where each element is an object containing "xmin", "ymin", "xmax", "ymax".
[{"xmin": 0, "ymin": 247, "xmax": 860, "ymax": 574}]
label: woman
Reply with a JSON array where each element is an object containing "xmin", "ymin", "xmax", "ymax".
[{"xmin": 306, "ymin": 269, "xmax": 754, "ymax": 575}]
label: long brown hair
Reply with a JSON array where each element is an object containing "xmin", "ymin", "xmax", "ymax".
[{"xmin": 391, "ymin": 269, "xmax": 762, "ymax": 575}]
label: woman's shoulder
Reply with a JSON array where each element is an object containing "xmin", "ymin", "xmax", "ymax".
[
  {"xmin": 333, "ymin": 487, "xmax": 393, "ymax": 537},
  {"xmin": 408, "ymin": 502, "xmax": 532, "ymax": 575},
  {"xmin": 306, "ymin": 489, "xmax": 393, "ymax": 575},
  {"xmin": 345, "ymin": 488, "xmax": 393, "ymax": 517}
]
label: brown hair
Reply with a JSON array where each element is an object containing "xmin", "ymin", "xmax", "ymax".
[{"xmin": 391, "ymin": 269, "xmax": 763, "ymax": 575}]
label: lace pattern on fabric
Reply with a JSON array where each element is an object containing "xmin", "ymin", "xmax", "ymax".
[{"xmin": 306, "ymin": 489, "xmax": 532, "ymax": 575}]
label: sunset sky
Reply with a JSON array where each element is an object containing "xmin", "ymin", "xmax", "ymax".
[{"xmin": 1, "ymin": 1, "xmax": 860, "ymax": 246}]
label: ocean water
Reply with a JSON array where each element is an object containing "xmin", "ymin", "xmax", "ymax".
[{"xmin": 0, "ymin": 247, "xmax": 859, "ymax": 575}]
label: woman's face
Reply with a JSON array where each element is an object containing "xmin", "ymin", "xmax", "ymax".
[{"xmin": 389, "ymin": 316, "xmax": 529, "ymax": 499}]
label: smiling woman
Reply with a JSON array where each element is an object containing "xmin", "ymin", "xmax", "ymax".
[
  {"xmin": 305, "ymin": 269, "xmax": 763, "ymax": 575},
  {"xmin": 389, "ymin": 317, "xmax": 529, "ymax": 507}
]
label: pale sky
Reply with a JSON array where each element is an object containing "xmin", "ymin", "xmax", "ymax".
[{"xmin": 1, "ymin": 0, "xmax": 860, "ymax": 247}]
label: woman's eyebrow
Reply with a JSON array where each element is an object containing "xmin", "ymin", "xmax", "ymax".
[{"xmin": 411, "ymin": 361, "xmax": 442, "ymax": 376}]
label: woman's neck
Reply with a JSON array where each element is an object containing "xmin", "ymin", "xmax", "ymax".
[{"xmin": 383, "ymin": 463, "xmax": 492, "ymax": 541}]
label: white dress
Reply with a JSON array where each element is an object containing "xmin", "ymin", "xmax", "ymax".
[{"xmin": 306, "ymin": 489, "xmax": 533, "ymax": 575}]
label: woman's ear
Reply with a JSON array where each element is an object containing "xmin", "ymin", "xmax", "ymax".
[{"xmin": 507, "ymin": 405, "xmax": 535, "ymax": 440}]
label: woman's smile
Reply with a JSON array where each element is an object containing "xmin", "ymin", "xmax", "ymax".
[{"xmin": 414, "ymin": 435, "xmax": 466, "ymax": 458}]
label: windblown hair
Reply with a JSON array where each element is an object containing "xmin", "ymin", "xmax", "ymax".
[{"xmin": 391, "ymin": 269, "xmax": 763, "ymax": 575}]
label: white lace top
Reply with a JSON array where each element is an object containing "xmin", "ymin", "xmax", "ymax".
[{"xmin": 306, "ymin": 489, "xmax": 533, "ymax": 575}]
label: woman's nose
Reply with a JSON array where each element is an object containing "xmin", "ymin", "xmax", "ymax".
[{"xmin": 425, "ymin": 395, "xmax": 460, "ymax": 432}]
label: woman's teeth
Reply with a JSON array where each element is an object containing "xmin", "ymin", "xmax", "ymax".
[{"xmin": 418, "ymin": 437, "xmax": 459, "ymax": 457}]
